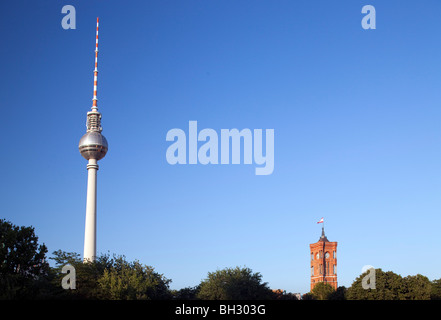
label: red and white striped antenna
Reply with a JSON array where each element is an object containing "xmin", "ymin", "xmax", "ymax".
[{"xmin": 92, "ymin": 17, "xmax": 99, "ymax": 111}]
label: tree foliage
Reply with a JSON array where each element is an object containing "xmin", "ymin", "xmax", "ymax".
[
  {"xmin": 328, "ymin": 286, "xmax": 347, "ymax": 300},
  {"xmin": 98, "ymin": 257, "xmax": 172, "ymax": 300},
  {"xmin": 347, "ymin": 269, "xmax": 402, "ymax": 300},
  {"xmin": 399, "ymin": 274, "xmax": 432, "ymax": 300},
  {"xmin": 430, "ymin": 279, "xmax": 441, "ymax": 300},
  {"xmin": 0, "ymin": 219, "xmax": 50, "ymax": 299},
  {"xmin": 272, "ymin": 289, "xmax": 299, "ymax": 300},
  {"xmin": 310, "ymin": 282, "xmax": 335, "ymax": 300},
  {"xmin": 301, "ymin": 292, "xmax": 315, "ymax": 300},
  {"xmin": 173, "ymin": 285, "xmax": 201, "ymax": 300},
  {"xmin": 50, "ymin": 250, "xmax": 111, "ymax": 299},
  {"xmin": 346, "ymin": 269, "xmax": 433, "ymax": 300},
  {"xmin": 197, "ymin": 266, "xmax": 273, "ymax": 300},
  {"xmin": 50, "ymin": 250, "xmax": 172, "ymax": 300}
]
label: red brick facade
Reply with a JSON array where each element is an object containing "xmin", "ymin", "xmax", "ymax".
[{"xmin": 310, "ymin": 229, "xmax": 337, "ymax": 291}]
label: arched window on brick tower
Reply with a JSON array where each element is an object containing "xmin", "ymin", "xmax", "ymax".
[{"xmin": 309, "ymin": 226, "xmax": 337, "ymax": 291}]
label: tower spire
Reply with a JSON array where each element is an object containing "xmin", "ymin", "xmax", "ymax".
[
  {"xmin": 86, "ymin": 17, "xmax": 102, "ymax": 134},
  {"xmin": 92, "ymin": 17, "xmax": 99, "ymax": 112},
  {"xmin": 319, "ymin": 225, "xmax": 329, "ymax": 242}
]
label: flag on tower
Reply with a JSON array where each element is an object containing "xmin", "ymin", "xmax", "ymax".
[{"xmin": 317, "ymin": 217, "xmax": 324, "ymax": 224}]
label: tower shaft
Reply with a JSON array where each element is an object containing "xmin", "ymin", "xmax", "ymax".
[{"xmin": 83, "ymin": 159, "xmax": 98, "ymax": 262}]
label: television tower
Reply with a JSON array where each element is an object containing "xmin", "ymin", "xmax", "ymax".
[{"xmin": 78, "ymin": 17, "xmax": 108, "ymax": 262}]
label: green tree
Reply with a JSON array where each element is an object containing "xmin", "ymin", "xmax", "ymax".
[
  {"xmin": 346, "ymin": 269, "xmax": 402, "ymax": 300},
  {"xmin": 347, "ymin": 269, "xmax": 433, "ymax": 300},
  {"xmin": 173, "ymin": 285, "xmax": 201, "ymax": 300},
  {"xmin": 328, "ymin": 286, "xmax": 347, "ymax": 300},
  {"xmin": 50, "ymin": 250, "xmax": 110, "ymax": 299},
  {"xmin": 430, "ymin": 279, "xmax": 441, "ymax": 300},
  {"xmin": 197, "ymin": 266, "xmax": 273, "ymax": 300},
  {"xmin": 310, "ymin": 282, "xmax": 335, "ymax": 300},
  {"xmin": 399, "ymin": 274, "xmax": 431, "ymax": 300},
  {"xmin": 301, "ymin": 292, "xmax": 315, "ymax": 300},
  {"xmin": 97, "ymin": 256, "xmax": 172, "ymax": 300},
  {"xmin": 0, "ymin": 219, "xmax": 51, "ymax": 299},
  {"xmin": 272, "ymin": 289, "xmax": 299, "ymax": 300},
  {"xmin": 50, "ymin": 251, "xmax": 172, "ymax": 300}
]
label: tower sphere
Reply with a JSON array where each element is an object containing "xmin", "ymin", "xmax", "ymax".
[{"xmin": 79, "ymin": 131, "xmax": 108, "ymax": 160}]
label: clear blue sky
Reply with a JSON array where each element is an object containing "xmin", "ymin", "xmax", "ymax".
[{"xmin": 1, "ymin": 0, "xmax": 441, "ymax": 294}]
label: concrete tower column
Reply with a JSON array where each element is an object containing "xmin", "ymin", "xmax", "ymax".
[{"xmin": 83, "ymin": 159, "xmax": 99, "ymax": 262}]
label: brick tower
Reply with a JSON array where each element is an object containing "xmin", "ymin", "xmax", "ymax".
[{"xmin": 310, "ymin": 226, "xmax": 337, "ymax": 291}]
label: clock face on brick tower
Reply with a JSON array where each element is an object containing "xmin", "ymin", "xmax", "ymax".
[{"xmin": 309, "ymin": 227, "xmax": 338, "ymax": 291}]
